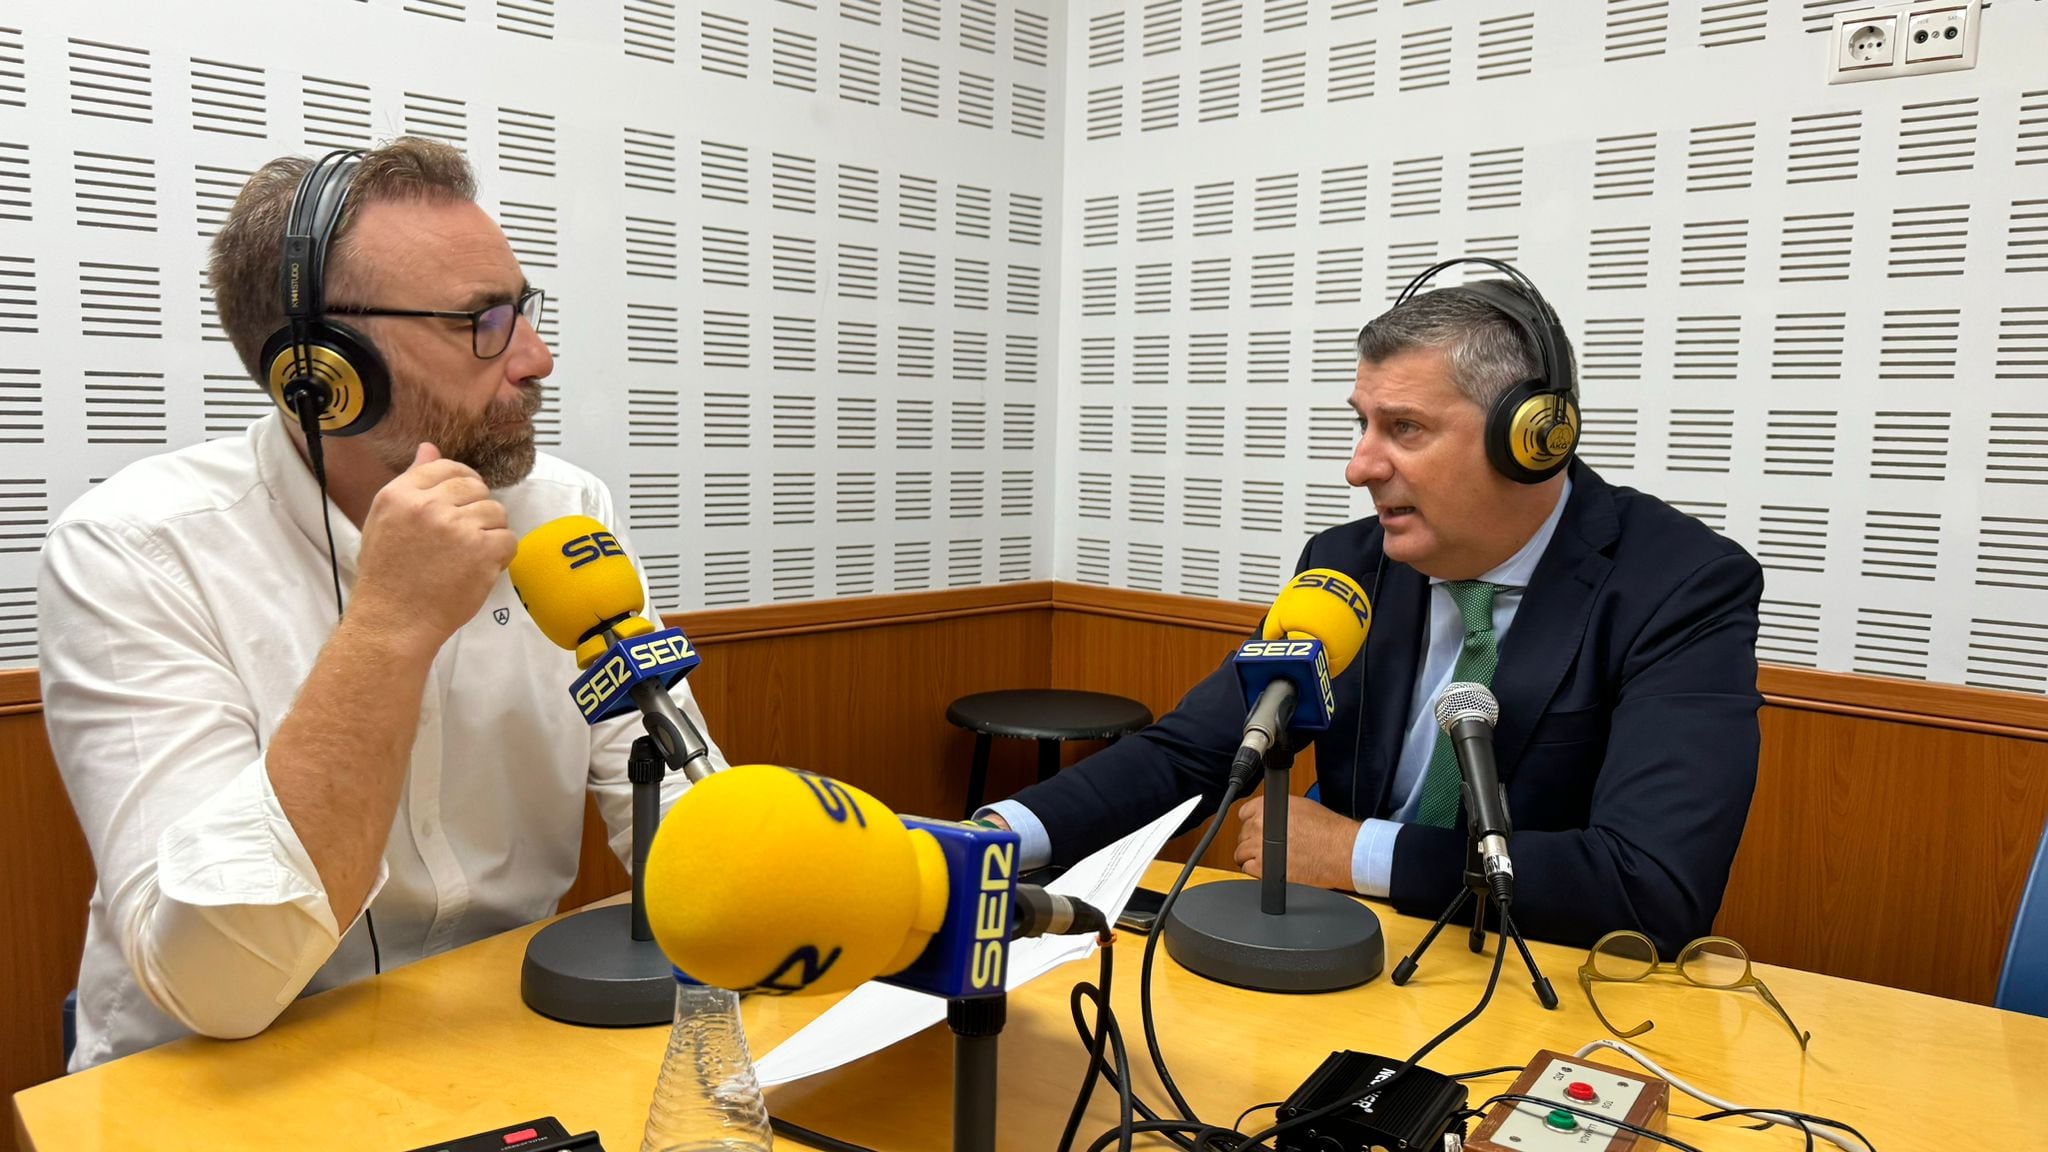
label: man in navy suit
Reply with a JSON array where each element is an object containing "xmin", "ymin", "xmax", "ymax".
[{"xmin": 983, "ymin": 281, "xmax": 1764, "ymax": 956}]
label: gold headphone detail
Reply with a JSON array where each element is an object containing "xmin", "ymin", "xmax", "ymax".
[
  {"xmin": 264, "ymin": 342, "xmax": 367, "ymax": 433},
  {"xmin": 1506, "ymin": 392, "xmax": 1581, "ymax": 473}
]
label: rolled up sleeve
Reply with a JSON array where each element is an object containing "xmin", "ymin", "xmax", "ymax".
[{"xmin": 41, "ymin": 520, "xmax": 368, "ymax": 1040}]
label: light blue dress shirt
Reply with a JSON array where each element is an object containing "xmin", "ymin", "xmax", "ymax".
[
  {"xmin": 1349, "ymin": 477, "xmax": 1571, "ymax": 896},
  {"xmin": 988, "ymin": 479, "xmax": 1572, "ymax": 889}
]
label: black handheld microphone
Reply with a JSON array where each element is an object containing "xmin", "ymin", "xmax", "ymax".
[{"xmin": 1433, "ymin": 682, "xmax": 1513, "ymax": 904}]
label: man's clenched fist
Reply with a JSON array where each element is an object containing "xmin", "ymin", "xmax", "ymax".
[{"xmin": 351, "ymin": 443, "xmax": 517, "ymax": 655}]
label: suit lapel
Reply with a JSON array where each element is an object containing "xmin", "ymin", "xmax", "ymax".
[
  {"xmin": 1491, "ymin": 463, "xmax": 1619, "ymax": 777},
  {"xmin": 1356, "ymin": 557, "xmax": 1427, "ymax": 818}
]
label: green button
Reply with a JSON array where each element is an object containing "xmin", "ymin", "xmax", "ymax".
[{"xmin": 1545, "ymin": 1109, "xmax": 1578, "ymax": 1131}]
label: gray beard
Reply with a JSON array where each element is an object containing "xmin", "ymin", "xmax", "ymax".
[{"xmin": 367, "ymin": 379, "xmax": 544, "ymax": 489}]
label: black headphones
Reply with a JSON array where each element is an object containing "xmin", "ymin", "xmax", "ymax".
[
  {"xmin": 259, "ymin": 148, "xmax": 390, "ymax": 438},
  {"xmin": 261, "ymin": 151, "xmax": 392, "ymax": 974},
  {"xmin": 1387, "ymin": 257, "xmax": 1579, "ymax": 485}
]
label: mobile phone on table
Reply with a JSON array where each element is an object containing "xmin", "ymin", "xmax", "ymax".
[{"xmin": 1117, "ymin": 887, "xmax": 1168, "ymax": 934}]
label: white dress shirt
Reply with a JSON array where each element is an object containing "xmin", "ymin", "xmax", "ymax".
[{"xmin": 38, "ymin": 412, "xmax": 725, "ymax": 1071}]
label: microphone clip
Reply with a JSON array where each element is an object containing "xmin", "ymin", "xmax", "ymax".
[{"xmin": 626, "ymin": 734, "xmax": 665, "ymax": 787}]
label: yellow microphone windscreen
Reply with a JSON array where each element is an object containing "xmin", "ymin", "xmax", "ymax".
[
  {"xmin": 1263, "ymin": 568, "xmax": 1373, "ymax": 676},
  {"xmin": 643, "ymin": 764, "xmax": 928, "ymax": 995},
  {"xmin": 509, "ymin": 515, "xmax": 646, "ymax": 655}
]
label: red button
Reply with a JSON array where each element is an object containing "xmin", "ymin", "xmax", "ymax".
[
  {"xmin": 1565, "ymin": 1082, "xmax": 1597, "ymax": 1103},
  {"xmin": 503, "ymin": 1130, "xmax": 539, "ymax": 1146}
]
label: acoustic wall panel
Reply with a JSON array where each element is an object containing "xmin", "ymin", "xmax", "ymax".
[
  {"xmin": 0, "ymin": 0, "xmax": 1064, "ymax": 665},
  {"xmin": 1053, "ymin": 0, "xmax": 2048, "ymax": 691}
]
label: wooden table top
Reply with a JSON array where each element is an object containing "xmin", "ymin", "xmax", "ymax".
[{"xmin": 17, "ymin": 862, "xmax": 2046, "ymax": 1151}]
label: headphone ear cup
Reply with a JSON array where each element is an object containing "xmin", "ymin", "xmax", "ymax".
[
  {"xmin": 1487, "ymin": 381, "xmax": 1579, "ymax": 484},
  {"xmin": 260, "ymin": 320, "xmax": 390, "ymax": 438}
]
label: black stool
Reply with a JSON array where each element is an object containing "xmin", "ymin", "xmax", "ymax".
[{"xmin": 947, "ymin": 689, "xmax": 1154, "ymax": 817}]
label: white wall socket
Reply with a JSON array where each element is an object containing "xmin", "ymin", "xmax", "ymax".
[
  {"xmin": 1828, "ymin": 0, "xmax": 1980, "ymax": 84},
  {"xmin": 1837, "ymin": 14, "xmax": 1900, "ymax": 72}
]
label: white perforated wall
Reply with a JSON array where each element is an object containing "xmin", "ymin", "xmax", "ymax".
[
  {"xmin": 6, "ymin": 1, "xmax": 2046, "ymax": 695},
  {"xmin": 0, "ymin": 0, "xmax": 1064, "ymax": 666},
  {"xmin": 1051, "ymin": 0, "xmax": 2048, "ymax": 692}
]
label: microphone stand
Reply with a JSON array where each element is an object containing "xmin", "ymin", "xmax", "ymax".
[
  {"xmin": 522, "ymin": 734, "xmax": 688, "ymax": 1026},
  {"xmin": 944, "ymin": 895, "xmax": 1108, "ymax": 1152},
  {"xmin": 1388, "ymin": 820, "xmax": 1558, "ymax": 1010},
  {"xmin": 525, "ymin": 622, "xmax": 719, "ymax": 1026},
  {"xmin": 1161, "ymin": 730, "xmax": 1385, "ymax": 992},
  {"xmin": 946, "ymin": 994, "xmax": 1005, "ymax": 1152}
]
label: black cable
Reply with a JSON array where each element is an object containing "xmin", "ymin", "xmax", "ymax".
[
  {"xmin": 1048, "ymin": 783, "xmax": 1251, "ymax": 1152},
  {"xmin": 1763, "ymin": 1107, "xmax": 1871, "ymax": 1149},
  {"xmin": 1138, "ymin": 775, "xmax": 1247, "ymax": 1124},
  {"xmin": 1230, "ymin": 895, "xmax": 1512, "ymax": 1152},
  {"xmin": 767, "ymin": 1116, "xmax": 881, "ymax": 1152},
  {"xmin": 296, "ymin": 392, "xmax": 381, "ymax": 977},
  {"xmin": 1058, "ymin": 955, "xmax": 1112, "ymax": 1152},
  {"xmin": 1100, "ymin": 965, "xmax": 1136, "ymax": 1151},
  {"xmin": 1062, "ymin": 956, "xmax": 1198, "ymax": 1152},
  {"xmin": 775, "ymin": 934, "xmax": 1145, "ymax": 1152},
  {"xmin": 1477, "ymin": 1094, "xmax": 1710, "ymax": 1152},
  {"xmin": 1084, "ymin": 1121, "xmax": 1232, "ymax": 1152},
  {"xmin": 1695, "ymin": 1106, "xmax": 1876, "ymax": 1152},
  {"xmin": 1446, "ymin": 1064, "xmax": 1525, "ymax": 1081},
  {"xmin": 362, "ymin": 904, "xmax": 382, "ymax": 975},
  {"xmin": 1084, "ymin": 773, "xmax": 1517, "ymax": 1152},
  {"xmin": 292, "ymin": 394, "xmax": 345, "ymax": 621},
  {"xmin": 314, "ymin": 490, "xmax": 344, "ymax": 618},
  {"xmin": 1058, "ymin": 939, "xmax": 1135, "ymax": 1152},
  {"xmin": 1231, "ymin": 1101, "xmax": 1282, "ymax": 1133}
]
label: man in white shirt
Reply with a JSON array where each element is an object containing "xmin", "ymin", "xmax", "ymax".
[{"xmin": 38, "ymin": 137, "xmax": 726, "ymax": 1070}]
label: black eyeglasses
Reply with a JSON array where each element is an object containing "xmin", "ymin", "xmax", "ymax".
[{"xmin": 328, "ymin": 286, "xmax": 545, "ymax": 359}]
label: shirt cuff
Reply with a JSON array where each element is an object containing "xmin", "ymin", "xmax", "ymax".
[
  {"xmin": 977, "ymin": 800, "xmax": 1052, "ymax": 872},
  {"xmin": 1351, "ymin": 818, "xmax": 1402, "ymax": 899}
]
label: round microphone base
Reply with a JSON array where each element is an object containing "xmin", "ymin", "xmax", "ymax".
[
  {"xmin": 521, "ymin": 904, "xmax": 675, "ymax": 1027},
  {"xmin": 1162, "ymin": 879, "xmax": 1385, "ymax": 993}
]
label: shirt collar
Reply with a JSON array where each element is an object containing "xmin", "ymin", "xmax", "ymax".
[
  {"xmin": 1427, "ymin": 475, "xmax": 1573, "ymax": 590},
  {"xmin": 252, "ymin": 412, "xmax": 365, "ymax": 580}
]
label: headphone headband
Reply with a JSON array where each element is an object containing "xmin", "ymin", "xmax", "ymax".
[
  {"xmin": 1381, "ymin": 257, "xmax": 1579, "ymax": 484},
  {"xmin": 1389, "ymin": 257, "xmax": 1573, "ymax": 400},
  {"xmin": 280, "ymin": 149, "xmax": 364, "ymax": 327}
]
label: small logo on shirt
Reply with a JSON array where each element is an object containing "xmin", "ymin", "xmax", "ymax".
[{"xmin": 494, "ymin": 608, "xmax": 511, "ymax": 626}]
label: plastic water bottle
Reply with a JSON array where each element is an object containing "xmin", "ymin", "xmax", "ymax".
[{"xmin": 641, "ymin": 973, "xmax": 772, "ymax": 1152}]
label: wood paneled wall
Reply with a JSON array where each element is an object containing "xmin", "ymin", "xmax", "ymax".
[
  {"xmin": 1046, "ymin": 585, "xmax": 2048, "ymax": 1006},
  {"xmin": 8, "ymin": 581, "xmax": 2048, "ymax": 1138},
  {"xmin": 1726, "ymin": 700, "xmax": 2048, "ymax": 1003},
  {"xmin": 1047, "ymin": 587, "xmax": 1316, "ymax": 872},
  {"xmin": 561, "ymin": 585, "xmax": 1056, "ymax": 912},
  {"xmin": 0, "ymin": 674, "xmax": 93, "ymax": 1152}
]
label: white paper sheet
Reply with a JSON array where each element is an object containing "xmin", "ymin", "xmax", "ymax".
[{"xmin": 752, "ymin": 795, "xmax": 1204, "ymax": 1087}]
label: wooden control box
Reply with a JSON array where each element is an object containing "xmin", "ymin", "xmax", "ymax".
[{"xmin": 1467, "ymin": 1049, "xmax": 1670, "ymax": 1152}]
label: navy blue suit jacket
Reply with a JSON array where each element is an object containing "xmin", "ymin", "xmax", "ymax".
[{"xmin": 1010, "ymin": 462, "xmax": 1764, "ymax": 956}]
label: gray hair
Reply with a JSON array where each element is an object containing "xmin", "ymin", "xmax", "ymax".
[{"xmin": 1353, "ymin": 282, "xmax": 1577, "ymax": 410}]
